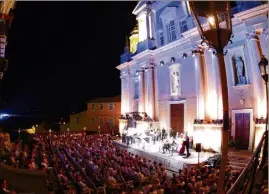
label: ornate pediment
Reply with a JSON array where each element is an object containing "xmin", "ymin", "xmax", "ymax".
[
  {"xmin": 232, "ymin": 84, "xmax": 250, "ymax": 96},
  {"xmin": 133, "ymin": 1, "xmax": 147, "ymax": 15}
]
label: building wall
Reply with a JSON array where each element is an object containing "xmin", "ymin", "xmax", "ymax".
[
  {"xmin": 69, "ymin": 111, "xmax": 88, "ymax": 132},
  {"xmin": 86, "ymin": 102, "xmax": 121, "ymax": 133},
  {"xmin": 117, "ymin": 2, "xmax": 268, "ymax": 152}
]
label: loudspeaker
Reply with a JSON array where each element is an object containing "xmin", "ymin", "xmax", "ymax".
[{"xmin": 196, "ymin": 143, "xmax": 202, "ymax": 152}]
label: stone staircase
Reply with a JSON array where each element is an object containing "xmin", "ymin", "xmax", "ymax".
[{"xmin": 226, "ymin": 151, "xmax": 252, "ymax": 172}]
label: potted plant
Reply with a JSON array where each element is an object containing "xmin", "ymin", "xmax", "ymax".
[{"xmin": 228, "ymin": 137, "xmax": 240, "ymax": 151}]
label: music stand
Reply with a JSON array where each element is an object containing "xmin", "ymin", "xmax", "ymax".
[{"xmin": 196, "ymin": 143, "xmax": 202, "ymax": 168}]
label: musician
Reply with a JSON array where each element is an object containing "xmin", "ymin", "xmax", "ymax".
[
  {"xmin": 161, "ymin": 128, "xmax": 166, "ymax": 140},
  {"xmin": 184, "ymin": 133, "xmax": 191, "ymax": 157},
  {"xmin": 157, "ymin": 128, "xmax": 161, "ymax": 141}
]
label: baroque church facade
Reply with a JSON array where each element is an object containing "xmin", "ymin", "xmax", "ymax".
[{"xmin": 116, "ymin": 1, "xmax": 268, "ymax": 152}]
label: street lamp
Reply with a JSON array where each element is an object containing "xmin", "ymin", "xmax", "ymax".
[
  {"xmin": 258, "ymin": 55, "xmax": 268, "ymax": 168},
  {"xmin": 18, "ymin": 129, "xmax": 21, "ymax": 139},
  {"xmin": 258, "ymin": 55, "xmax": 268, "ymax": 83},
  {"xmin": 189, "ymin": 2, "xmax": 232, "ymax": 193}
]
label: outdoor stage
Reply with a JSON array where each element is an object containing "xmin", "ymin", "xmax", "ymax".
[{"xmin": 113, "ymin": 139, "xmax": 214, "ymax": 172}]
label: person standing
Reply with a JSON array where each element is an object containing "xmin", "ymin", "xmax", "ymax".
[
  {"xmin": 161, "ymin": 128, "xmax": 166, "ymax": 141},
  {"xmin": 184, "ymin": 133, "xmax": 190, "ymax": 157}
]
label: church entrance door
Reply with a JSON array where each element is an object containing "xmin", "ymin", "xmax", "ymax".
[
  {"xmin": 170, "ymin": 104, "xmax": 184, "ymax": 134},
  {"xmin": 235, "ymin": 113, "xmax": 250, "ymax": 149}
]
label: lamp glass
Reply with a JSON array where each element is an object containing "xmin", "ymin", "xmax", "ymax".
[
  {"xmin": 258, "ymin": 56, "xmax": 268, "ymax": 82},
  {"xmin": 189, "ymin": 1, "xmax": 232, "ymax": 50}
]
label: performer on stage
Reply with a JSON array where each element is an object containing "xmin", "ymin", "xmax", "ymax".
[
  {"xmin": 184, "ymin": 132, "xmax": 191, "ymax": 157},
  {"xmin": 161, "ymin": 128, "xmax": 166, "ymax": 140},
  {"xmin": 178, "ymin": 136, "xmax": 185, "ymax": 155}
]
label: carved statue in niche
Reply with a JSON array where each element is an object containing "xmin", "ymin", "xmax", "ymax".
[
  {"xmin": 232, "ymin": 56, "xmax": 247, "ymax": 85},
  {"xmin": 171, "ymin": 71, "xmax": 180, "ymax": 94}
]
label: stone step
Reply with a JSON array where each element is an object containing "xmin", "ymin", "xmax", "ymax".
[{"xmin": 227, "ymin": 161, "xmax": 248, "ymax": 168}]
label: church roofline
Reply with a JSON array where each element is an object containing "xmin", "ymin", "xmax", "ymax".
[
  {"xmin": 132, "ymin": 1, "xmax": 147, "ymax": 15},
  {"xmin": 118, "ymin": 4, "xmax": 268, "ymax": 70}
]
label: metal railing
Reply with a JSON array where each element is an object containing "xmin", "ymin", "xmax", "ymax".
[{"xmin": 227, "ymin": 130, "xmax": 268, "ymax": 194}]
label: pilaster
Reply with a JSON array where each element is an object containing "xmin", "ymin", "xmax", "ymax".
[
  {"xmin": 145, "ymin": 62, "xmax": 155, "ymax": 119},
  {"xmin": 246, "ymin": 31, "xmax": 266, "ymax": 118},
  {"xmin": 192, "ymin": 46, "xmax": 206, "ymax": 120},
  {"xmin": 137, "ymin": 69, "xmax": 145, "ymax": 113}
]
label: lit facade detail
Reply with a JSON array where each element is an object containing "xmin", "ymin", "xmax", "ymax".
[
  {"xmin": 0, "ymin": 0, "xmax": 15, "ymax": 79},
  {"xmin": 117, "ymin": 1, "xmax": 268, "ymax": 152}
]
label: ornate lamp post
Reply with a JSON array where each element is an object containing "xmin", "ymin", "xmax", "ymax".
[
  {"xmin": 18, "ymin": 128, "xmax": 20, "ymax": 139},
  {"xmin": 258, "ymin": 55, "xmax": 268, "ymax": 167},
  {"xmin": 189, "ymin": 2, "xmax": 232, "ymax": 193}
]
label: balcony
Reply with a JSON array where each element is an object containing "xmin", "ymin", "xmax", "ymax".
[{"xmin": 136, "ymin": 39, "xmax": 155, "ymax": 54}]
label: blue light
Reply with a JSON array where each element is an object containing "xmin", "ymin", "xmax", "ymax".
[{"xmin": 0, "ymin": 113, "xmax": 10, "ymax": 120}]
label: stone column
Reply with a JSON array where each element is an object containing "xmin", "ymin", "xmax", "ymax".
[
  {"xmin": 120, "ymin": 71, "xmax": 131, "ymax": 114},
  {"xmin": 138, "ymin": 69, "xmax": 145, "ymax": 113},
  {"xmin": 192, "ymin": 47, "xmax": 206, "ymax": 120},
  {"xmin": 126, "ymin": 72, "xmax": 131, "ymax": 113},
  {"xmin": 247, "ymin": 32, "xmax": 265, "ymax": 118},
  {"xmin": 145, "ymin": 65, "xmax": 155, "ymax": 119},
  {"xmin": 211, "ymin": 50, "xmax": 223, "ymax": 119},
  {"xmin": 120, "ymin": 75, "xmax": 125, "ymax": 114}
]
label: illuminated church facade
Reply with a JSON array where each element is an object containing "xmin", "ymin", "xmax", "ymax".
[{"xmin": 116, "ymin": 1, "xmax": 268, "ymax": 152}]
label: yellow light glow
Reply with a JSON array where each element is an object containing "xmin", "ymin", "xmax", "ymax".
[
  {"xmin": 193, "ymin": 127, "xmax": 222, "ymax": 152},
  {"xmin": 130, "ymin": 34, "xmax": 139, "ymax": 53},
  {"xmin": 207, "ymin": 16, "xmax": 216, "ymax": 28},
  {"xmin": 218, "ymin": 96, "xmax": 223, "ymax": 119},
  {"xmin": 258, "ymin": 95, "xmax": 267, "ymax": 118},
  {"xmin": 254, "ymin": 125, "xmax": 266, "ymax": 150},
  {"xmin": 206, "ymin": 90, "xmax": 218, "ymax": 120},
  {"xmin": 0, "ymin": 0, "xmax": 15, "ymax": 15},
  {"xmin": 198, "ymin": 99, "xmax": 205, "ymax": 120}
]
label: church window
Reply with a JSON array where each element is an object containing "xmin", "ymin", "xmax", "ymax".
[
  {"xmin": 168, "ymin": 20, "xmax": 177, "ymax": 42},
  {"xmin": 180, "ymin": 20, "xmax": 188, "ymax": 33},
  {"xmin": 160, "ymin": 32, "xmax": 164, "ymax": 46},
  {"xmin": 109, "ymin": 103, "xmax": 114, "ymax": 110},
  {"xmin": 91, "ymin": 104, "xmax": 95, "ymax": 111},
  {"xmin": 100, "ymin": 117, "xmax": 104, "ymax": 125},
  {"xmin": 91, "ymin": 117, "xmax": 95, "ymax": 125},
  {"xmin": 100, "ymin": 103, "xmax": 104, "ymax": 111},
  {"xmin": 109, "ymin": 117, "xmax": 114, "ymax": 125}
]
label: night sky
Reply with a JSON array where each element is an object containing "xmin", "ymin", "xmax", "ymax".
[{"xmin": 1, "ymin": 1, "xmax": 137, "ymax": 130}]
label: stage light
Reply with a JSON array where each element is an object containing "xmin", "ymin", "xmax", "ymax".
[{"xmin": 0, "ymin": 113, "xmax": 10, "ymax": 120}]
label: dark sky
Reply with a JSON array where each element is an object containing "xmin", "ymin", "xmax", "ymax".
[{"xmin": 0, "ymin": 1, "xmax": 137, "ymax": 129}]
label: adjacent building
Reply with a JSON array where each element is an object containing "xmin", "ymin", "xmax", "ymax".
[
  {"xmin": 87, "ymin": 96, "xmax": 121, "ymax": 134},
  {"xmin": 117, "ymin": 1, "xmax": 268, "ymax": 152},
  {"xmin": 69, "ymin": 111, "xmax": 88, "ymax": 131},
  {"xmin": 66, "ymin": 96, "xmax": 121, "ymax": 133}
]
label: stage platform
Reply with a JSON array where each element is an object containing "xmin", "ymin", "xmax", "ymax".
[{"xmin": 113, "ymin": 139, "xmax": 214, "ymax": 172}]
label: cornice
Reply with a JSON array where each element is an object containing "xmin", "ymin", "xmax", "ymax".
[
  {"xmin": 154, "ymin": 36, "xmax": 192, "ymax": 55},
  {"xmin": 233, "ymin": 4, "xmax": 268, "ymax": 21},
  {"xmin": 116, "ymin": 60, "xmax": 135, "ymax": 71},
  {"xmin": 131, "ymin": 49, "xmax": 154, "ymax": 61}
]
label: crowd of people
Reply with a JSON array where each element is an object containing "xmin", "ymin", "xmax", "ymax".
[{"xmin": 0, "ymin": 131, "xmax": 265, "ymax": 194}]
